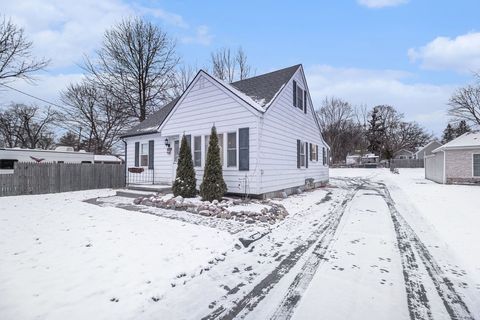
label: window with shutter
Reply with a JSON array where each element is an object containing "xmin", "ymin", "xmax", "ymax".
[
  {"xmin": 474, "ymin": 154, "xmax": 480, "ymax": 177},
  {"xmin": 239, "ymin": 128, "xmax": 249, "ymax": 171},
  {"xmin": 300, "ymin": 142, "xmax": 306, "ymax": 167},
  {"xmin": 140, "ymin": 143, "xmax": 149, "ymax": 167},
  {"xmin": 148, "ymin": 140, "xmax": 154, "ymax": 169},
  {"xmin": 134, "ymin": 142, "xmax": 139, "ymax": 167},
  {"xmin": 227, "ymin": 132, "xmax": 237, "ymax": 167},
  {"xmin": 293, "ymin": 80, "xmax": 297, "ymax": 107},
  {"xmin": 296, "ymin": 86, "xmax": 304, "ymax": 110},
  {"xmin": 305, "ymin": 143, "xmax": 308, "ymax": 168},
  {"xmin": 297, "ymin": 140, "xmax": 300, "ymax": 168},
  {"xmin": 193, "ymin": 136, "xmax": 201, "ymax": 167},
  {"xmin": 304, "ymin": 91, "xmax": 307, "ymax": 113}
]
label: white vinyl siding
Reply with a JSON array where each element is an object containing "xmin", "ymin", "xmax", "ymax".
[
  {"xmin": 259, "ymin": 68, "xmax": 329, "ymax": 194},
  {"xmin": 227, "ymin": 132, "xmax": 237, "ymax": 167},
  {"xmin": 160, "ymin": 73, "xmax": 260, "ymax": 193}
]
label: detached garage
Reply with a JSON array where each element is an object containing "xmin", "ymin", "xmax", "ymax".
[{"xmin": 425, "ymin": 132, "xmax": 480, "ymax": 184}]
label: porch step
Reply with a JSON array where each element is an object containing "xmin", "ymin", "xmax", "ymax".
[
  {"xmin": 126, "ymin": 184, "xmax": 172, "ymax": 193},
  {"xmin": 116, "ymin": 190, "xmax": 157, "ymax": 198}
]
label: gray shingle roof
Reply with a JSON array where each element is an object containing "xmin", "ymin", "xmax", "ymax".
[
  {"xmin": 121, "ymin": 64, "xmax": 300, "ymax": 138},
  {"xmin": 230, "ymin": 64, "xmax": 300, "ymax": 108},
  {"xmin": 121, "ymin": 97, "xmax": 179, "ymax": 138}
]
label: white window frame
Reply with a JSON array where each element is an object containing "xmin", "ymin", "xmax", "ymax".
[
  {"xmin": 193, "ymin": 136, "xmax": 201, "ymax": 167},
  {"xmin": 296, "ymin": 86, "xmax": 304, "ymax": 111},
  {"xmin": 473, "ymin": 153, "xmax": 480, "ymax": 177},
  {"xmin": 227, "ymin": 131, "xmax": 237, "ymax": 168},
  {"xmin": 204, "ymin": 133, "xmax": 225, "ymax": 167},
  {"xmin": 300, "ymin": 141, "xmax": 306, "ymax": 168},
  {"xmin": 140, "ymin": 142, "xmax": 149, "ymax": 167},
  {"xmin": 310, "ymin": 143, "xmax": 318, "ymax": 162},
  {"xmin": 173, "ymin": 139, "xmax": 180, "ymax": 163}
]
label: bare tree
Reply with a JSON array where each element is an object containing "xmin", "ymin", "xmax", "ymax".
[
  {"xmin": 83, "ymin": 16, "xmax": 180, "ymax": 122},
  {"xmin": 0, "ymin": 104, "xmax": 56, "ymax": 149},
  {"xmin": 236, "ymin": 47, "xmax": 252, "ymax": 80},
  {"xmin": 448, "ymin": 75, "xmax": 480, "ymax": 127},
  {"xmin": 0, "ymin": 16, "xmax": 49, "ymax": 84},
  {"xmin": 317, "ymin": 97, "xmax": 366, "ymax": 163},
  {"xmin": 173, "ymin": 64, "xmax": 199, "ymax": 95},
  {"xmin": 210, "ymin": 47, "xmax": 253, "ymax": 82},
  {"xmin": 60, "ymin": 81, "xmax": 130, "ymax": 153}
]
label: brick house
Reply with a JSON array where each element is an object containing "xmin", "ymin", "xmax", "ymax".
[{"xmin": 425, "ymin": 132, "xmax": 480, "ymax": 184}]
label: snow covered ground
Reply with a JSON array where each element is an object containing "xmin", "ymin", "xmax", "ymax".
[
  {"xmin": 0, "ymin": 190, "xmax": 235, "ymax": 320},
  {"xmin": 0, "ymin": 168, "xmax": 479, "ymax": 320}
]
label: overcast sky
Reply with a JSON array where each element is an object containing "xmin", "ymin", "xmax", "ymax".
[{"xmin": 2, "ymin": 0, "xmax": 480, "ymax": 136}]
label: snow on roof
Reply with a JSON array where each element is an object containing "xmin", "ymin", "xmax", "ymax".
[
  {"xmin": 207, "ymin": 72, "xmax": 265, "ymax": 112},
  {"xmin": 433, "ymin": 132, "xmax": 480, "ymax": 152},
  {"xmin": 415, "ymin": 140, "xmax": 441, "ymax": 155},
  {"xmin": 94, "ymin": 155, "xmax": 122, "ymax": 162}
]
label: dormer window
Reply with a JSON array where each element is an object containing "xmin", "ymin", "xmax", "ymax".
[{"xmin": 293, "ymin": 80, "xmax": 306, "ymax": 113}]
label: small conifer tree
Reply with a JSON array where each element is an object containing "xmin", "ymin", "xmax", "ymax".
[
  {"xmin": 200, "ymin": 126, "xmax": 227, "ymax": 201},
  {"xmin": 172, "ymin": 134, "xmax": 197, "ymax": 197}
]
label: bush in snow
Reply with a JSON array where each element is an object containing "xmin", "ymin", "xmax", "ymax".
[
  {"xmin": 200, "ymin": 126, "xmax": 227, "ymax": 202},
  {"xmin": 172, "ymin": 134, "xmax": 197, "ymax": 198}
]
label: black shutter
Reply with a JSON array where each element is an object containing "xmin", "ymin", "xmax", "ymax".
[
  {"xmin": 316, "ymin": 145, "xmax": 319, "ymax": 161},
  {"xmin": 148, "ymin": 140, "xmax": 154, "ymax": 169},
  {"xmin": 293, "ymin": 80, "xmax": 297, "ymax": 107},
  {"xmin": 297, "ymin": 139, "xmax": 300, "ymax": 168},
  {"xmin": 323, "ymin": 147, "xmax": 326, "ymax": 165},
  {"xmin": 305, "ymin": 143, "xmax": 308, "ymax": 168},
  {"xmin": 239, "ymin": 128, "xmax": 249, "ymax": 171},
  {"xmin": 134, "ymin": 142, "xmax": 139, "ymax": 167},
  {"xmin": 304, "ymin": 91, "xmax": 307, "ymax": 113},
  {"xmin": 309, "ymin": 143, "xmax": 313, "ymax": 161}
]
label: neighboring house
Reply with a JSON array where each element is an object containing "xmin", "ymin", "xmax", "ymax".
[
  {"xmin": 346, "ymin": 153, "xmax": 379, "ymax": 167},
  {"xmin": 0, "ymin": 147, "xmax": 122, "ymax": 173},
  {"xmin": 120, "ymin": 64, "xmax": 330, "ymax": 198},
  {"xmin": 425, "ymin": 132, "xmax": 480, "ymax": 184},
  {"xmin": 394, "ymin": 149, "xmax": 414, "ymax": 159},
  {"xmin": 414, "ymin": 140, "xmax": 442, "ymax": 160},
  {"xmin": 346, "ymin": 154, "xmax": 361, "ymax": 166}
]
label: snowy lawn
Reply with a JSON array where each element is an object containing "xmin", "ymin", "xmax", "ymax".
[{"xmin": 0, "ymin": 189, "xmax": 235, "ymax": 320}]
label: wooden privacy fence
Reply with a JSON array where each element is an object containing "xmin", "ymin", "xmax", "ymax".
[
  {"xmin": 390, "ymin": 159, "xmax": 424, "ymax": 168},
  {"xmin": 0, "ymin": 162, "xmax": 125, "ymax": 197}
]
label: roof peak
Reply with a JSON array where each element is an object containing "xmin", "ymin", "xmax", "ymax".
[{"xmin": 230, "ymin": 64, "xmax": 301, "ymax": 84}]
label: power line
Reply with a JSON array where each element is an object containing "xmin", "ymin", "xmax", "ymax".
[{"xmin": 0, "ymin": 82, "xmax": 64, "ymax": 109}]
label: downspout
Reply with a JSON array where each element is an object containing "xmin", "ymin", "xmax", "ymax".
[
  {"xmin": 122, "ymin": 138, "xmax": 127, "ymax": 187},
  {"xmin": 443, "ymin": 150, "xmax": 446, "ymax": 184},
  {"xmin": 257, "ymin": 114, "xmax": 264, "ymax": 195}
]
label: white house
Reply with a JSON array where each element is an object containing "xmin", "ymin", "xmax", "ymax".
[{"xmin": 120, "ymin": 64, "xmax": 330, "ymax": 198}]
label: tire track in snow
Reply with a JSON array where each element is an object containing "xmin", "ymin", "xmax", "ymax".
[
  {"xmin": 201, "ymin": 182, "xmax": 362, "ymax": 320},
  {"xmin": 380, "ymin": 183, "xmax": 475, "ymax": 320}
]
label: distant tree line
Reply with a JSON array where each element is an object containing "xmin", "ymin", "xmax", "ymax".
[{"xmin": 316, "ymin": 99, "xmax": 432, "ymax": 163}]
